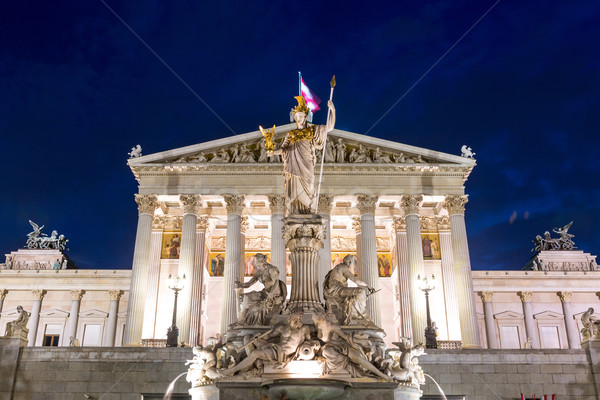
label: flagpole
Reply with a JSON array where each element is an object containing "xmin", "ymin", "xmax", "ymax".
[
  {"xmin": 298, "ymin": 71, "xmax": 302, "ymax": 96},
  {"xmin": 314, "ymin": 75, "xmax": 336, "ymax": 213}
]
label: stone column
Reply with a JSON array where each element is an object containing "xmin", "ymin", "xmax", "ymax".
[
  {"xmin": 443, "ymin": 195, "xmax": 481, "ymax": 348},
  {"xmin": 557, "ymin": 291, "xmax": 580, "ymax": 349},
  {"xmin": 285, "ymin": 215, "xmax": 324, "ymax": 311},
  {"xmin": 28, "ymin": 289, "xmax": 46, "ymax": 346},
  {"xmin": 318, "ymin": 195, "xmax": 334, "ymax": 302},
  {"xmin": 64, "ymin": 290, "xmax": 85, "ymax": 346},
  {"xmin": 392, "ymin": 217, "xmax": 412, "ymax": 338},
  {"xmin": 518, "ymin": 291, "xmax": 538, "ymax": 349},
  {"xmin": 240, "ymin": 216, "xmax": 248, "ymax": 283},
  {"xmin": 400, "ymin": 194, "xmax": 426, "ymax": 344},
  {"xmin": 177, "ymin": 194, "xmax": 201, "ymax": 346},
  {"xmin": 142, "ymin": 219, "xmax": 164, "ymax": 339},
  {"xmin": 352, "ymin": 218, "xmax": 363, "ymax": 279},
  {"xmin": 0, "ymin": 289, "xmax": 7, "ymax": 316},
  {"xmin": 438, "ymin": 216, "xmax": 461, "ymax": 340},
  {"xmin": 104, "ymin": 290, "xmax": 123, "ymax": 347},
  {"xmin": 268, "ymin": 195, "xmax": 287, "ymax": 282},
  {"xmin": 220, "ymin": 194, "xmax": 245, "ymax": 336},
  {"xmin": 189, "ymin": 217, "xmax": 208, "ymax": 347},
  {"xmin": 123, "ymin": 194, "xmax": 159, "ymax": 346},
  {"xmin": 479, "ymin": 291, "xmax": 498, "ymax": 349},
  {"xmin": 356, "ymin": 194, "xmax": 381, "ymax": 327}
]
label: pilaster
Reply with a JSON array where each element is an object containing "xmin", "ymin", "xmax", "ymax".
[
  {"xmin": 392, "ymin": 217, "xmax": 412, "ymax": 339},
  {"xmin": 268, "ymin": 195, "xmax": 287, "ymax": 281},
  {"xmin": 478, "ymin": 291, "xmax": 498, "ymax": 349},
  {"xmin": 318, "ymin": 195, "xmax": 334, "ymax": 302},
  {"xmin": 517, "ymin": 291, "xmax": 538, "ymax": 349},
  {"xmin": 557, "ymin": 291, "xmax": 580, "ymax": 349},
  {"xmin": 28, "ymin": 289, "xmax": 47, "ymax": 346}
]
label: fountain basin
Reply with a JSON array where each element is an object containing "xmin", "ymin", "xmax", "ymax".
[{"xmin": 263, "ymin": 378, "xmax": 351, "ymax": 400}]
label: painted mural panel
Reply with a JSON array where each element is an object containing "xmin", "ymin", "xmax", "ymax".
[
  {"xmin": 421, "ymin": 233, "xmax": 441, "ymax": 260},
  {"xmin": 161, "ymin": 232, "xmax": 181, "ymax": 259},
  {"xmin": 208, "ymin": 252, "xmax": 225, "ymax": 276}
]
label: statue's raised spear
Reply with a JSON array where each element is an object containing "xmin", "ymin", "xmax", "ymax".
[{"xmin": 314, "ymin": 75, "xmax": 336, "ymax": 213}]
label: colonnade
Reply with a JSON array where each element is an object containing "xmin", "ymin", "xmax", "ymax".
[{"xmin": 123, "ymin": 193, "xmax": 480, "ymax": 347}]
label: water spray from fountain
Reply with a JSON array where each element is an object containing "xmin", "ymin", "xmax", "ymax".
[
  {"xmin": 163, "ymin": 372, "xmax": 187, "ymax": 400},
  {"xmin": 425, "ymin": 374, "xmax": 448, "ymax": 400}
]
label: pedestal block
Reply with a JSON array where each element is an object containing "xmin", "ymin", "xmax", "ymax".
[{"xmin": 284, "ymin": 215, "xmax": 325, "ymax": 312}]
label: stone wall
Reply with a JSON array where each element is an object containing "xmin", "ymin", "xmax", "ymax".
[
  {"xmin": 2, "ymin": 342, "xmax": 599, "ymax": 400},
  {"xmin": 421, "ymin": 349, "xmax": 597, "ymax": 399}
]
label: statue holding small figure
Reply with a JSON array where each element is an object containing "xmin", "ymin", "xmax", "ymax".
[
  {"xmin": 232, "ymin": 253, "xmax": 287, "ymax": 327},
  {"xmin": 323, "ymin": 254, "xmax": 376, "ymax": 325}
]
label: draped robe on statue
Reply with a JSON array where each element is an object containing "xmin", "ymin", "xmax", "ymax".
[{"xmin": 281, "ymin": 125, "xmax": 326, "ymax": 214}]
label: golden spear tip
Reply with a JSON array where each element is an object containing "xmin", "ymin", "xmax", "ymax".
[{"xmin": 330, "ymin": 75, "xmax": 336, "ymax": 88}]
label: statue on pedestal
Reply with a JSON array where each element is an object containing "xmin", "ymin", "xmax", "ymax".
[
  {"xmin": 4, "ymin": 305, "xmax": 30, "ymax": 337},
  {"xmin": 323, "ymin": 255, "xmax": 375, "ymax": 325},
  {"xmin": 261, "ymin": 95, "xmax": 335, "ymax": 215},
  {"xmin": 382, "ymin": 337, "xmax": 426, "ymax": 386},
  {"xmin": 581, "ymin": 307, "xmax": 600, "ymax": 340},
  {"xmin": 232, "ymin": 253, "xmax": 287, "ymax": 327},
  {"xmin": 186, "ymin": 337, "xmax": 223, "ymax": 386}
]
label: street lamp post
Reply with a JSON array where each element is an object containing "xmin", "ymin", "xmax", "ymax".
[
  {"xmin": 166, "ymin": 273, "xmax": 186, "ymax": 347},
  {"xmin": 418, "ymin": 274, "xmax": 438, "ymax": 349}
]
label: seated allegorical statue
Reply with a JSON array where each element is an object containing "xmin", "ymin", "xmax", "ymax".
[
  {"xmin": 312, "ymin": 311, "xmax": 390, "ymax": 380},
  {"xmin": 222, "ymin": 309, "xmax": 311, "ymax": 376},
  {"xmin": 323, "ymin": 254, "xmax": 375, "ymax": 325},
  {"xmin": 581, "ymin": 307, "xmax": 600, "ymax": 340},
  {"xmin": 232, "ymin": 253, "xmax": 287, "ymax": 327},
  {"xmin": 5, "ymin": 305, "xmax": 30, "ymax": 337}
]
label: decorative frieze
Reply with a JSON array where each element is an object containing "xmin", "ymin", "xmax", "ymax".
[
  {"xmin": 223, "ymin": 194, "xmax": 245, "ymax": 215},
  {"xmin": 268, "ymin": 195, "xmax": 286, "ymax": 214},
  {"xmin": 318, "ymin": 195, "xmax": 334, "ymax": 214},
  {"xmin": 420, "ymin": 217, "xmax": 437, "ymax": 232},
  {"xmin": 240, "ymin": 216, "xmax": 249, "ymax": 234},
  {"xmin": 352, "ymin": 217, "xmax": 362, "ymax": 234},
  {"xmin": 356, "ymin": 195, "xmax": 378, "ymax": 215},
  {"xmin": 393, "ymin": 216, "xmax": 406, "ymax": 232},
  {"xmin": 400, "ymin": 195, "xmax": 423, "ymax": 215},
  {"xmin": 196, "ymin": 216, "xmax": 209, "ymax": 231},
  {"xmin": 135, "ymin": 194, "xmax": 159, "ymax": 215},
  {"xmin": 331, "ymin": 236, "xmax": 356, "ymax": 252},
  {"xmin": 210, "ymin": 236, "xmax": 226, "ymax": 251},
  {"xmin": 245, "ymin": 235, "xmax": 271, "ymax": 251},
  {"xmin": 152, "ymin": 215, "xmax": 183, "ymax": 231},
  {"xmin": 443, "ymin": 195, "xmax": 468, "ymax": 216},
  {"xmin": 180, "ymin": 194, "xmax": 202, "ymax": 215},
  {"xmin": 436, "ymin": 215, "xmax": 451, "ymax": 231}
]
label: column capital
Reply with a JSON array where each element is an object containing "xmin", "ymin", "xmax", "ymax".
[
  {"xmin": 393, "ymin": 216, "xmax": 406, "ymax": 233},
  {"xmin": 436, "ymin": 215, "xmax": 451, "ymax": 231},
  {"xmin": 443, "ymin": 195, "xmax": 468, "ymax": 216},
  {"xmin": 352, "ymin": 216, "xmax": 361, "ymax": 234},
  {"xmin": 0, "ymin": 289, "xmax": 7, "ymax": 300},
  {"xmin": 400, "ymin": 194, "xmax": 423, "ymax": 215},
  {"xmin": 180, "ymin": 194, "xmax": 202, "ymax": 215},
  {"xmin": 32, "ymin": 289, "xmax": 47, "ymax": 300},
  {"xmin": 479, "ymin": 291, "xmax": 494, "ymax": 302},
  {"xmin": 109, "ymin": 290, "xmax": 123, "ymax": 301},
  {"xmin": 135, "ymin": 194, "xmax": 159, "ymax": 215},
  {"xmin": 223, "ymin": 194, "xmax": 245, "ymax": 214},
  {"xmin": 268, "ymin": 194, "xmax": 286, "ymax": 214},
  {"xmin": 557, "ymin": 291, "xmax": 572, "ymax": 302},
  {"xmin": 196, "ymin": 216, "xmax": 209, "ymax": 231},
  {"xmin": 356, "ymin": 194, "xmax": 378, "ymax": 215},
  {"xmin": 70, "ymin": 290, "xmax": 85, "ymax": 301},
  {"xmin": 318, "ymin": 195, "xmax": 334, "ymax": 214},
  {"xmin": 517, "ymin": 291, "xmax": 533, "ymax": 302},
  {"xmin": 240, "ymin": 216, "xmax": 249, "ymax": 234}
]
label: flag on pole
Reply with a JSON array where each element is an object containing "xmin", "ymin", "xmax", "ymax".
[
  {"xmin": 521, "ymin": 395, "xmax": 525, "ymax": 400},
  {"xmin": 300, "ymin": 77, "xmax": 322, "ymax": 112}
]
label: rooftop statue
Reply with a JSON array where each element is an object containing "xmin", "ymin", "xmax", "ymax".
[
  {"xmin": 128, "ymin": 144, "xmax": 142, "ymax": 158},
  {"xmin": 532, "ymin": 221, "xmax": 576, "ymax": 252},
  {"xmin": 231, "ymin": 253, "xmax": 287, "ymax": 327},
  {"xmin": 26, "ymin": 220, "xmax": 69, "ymax": 251},
  {"xmin": 461, "ymin": 145, "xmax": 476, "ymax": 158},
  {"xmin": 261, "ymin": 92, "xmax": 336, "ymax": 215}
]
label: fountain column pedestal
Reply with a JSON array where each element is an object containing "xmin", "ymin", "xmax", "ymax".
[{"xmin": 284, "ymin": 214, "xmax": 325, "ymax": 312}]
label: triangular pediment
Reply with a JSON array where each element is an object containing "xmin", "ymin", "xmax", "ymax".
[
  {"xmin": 533, "ymin": 310, "xmax": 564, "ymax": 320},
  {"xmin": 40, "ymin": 308, "xmax": 70, "ymax": 318},
  {"xmin": 494, "ymin": 311, "xmax": 523, "ymax": 320},
  {"xmin": 79, "ymin": 309, "xmax": 108, "ymax": 318},
  {"xmin": 129, "ymin": 124, "xmax": 476, "ymax": 168}
]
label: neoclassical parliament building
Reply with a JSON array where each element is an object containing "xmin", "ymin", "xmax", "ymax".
[{"xmin": 2, "ymin": 125, "xmax": 599, "ymax": 354}]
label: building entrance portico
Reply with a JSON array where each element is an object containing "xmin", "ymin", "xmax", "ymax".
[{"xmin": 125, "ymin": 125, "xmax": 479, "ymax": 348}]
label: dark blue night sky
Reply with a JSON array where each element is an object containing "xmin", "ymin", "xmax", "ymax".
[{"xmin": 1, "ymin": 1, "xmax": 599, "ymax": 270}]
